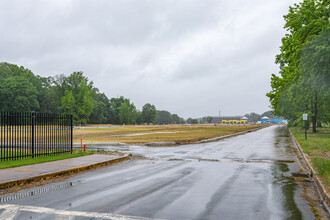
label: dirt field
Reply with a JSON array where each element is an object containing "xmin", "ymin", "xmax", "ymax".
[{"xmin": 73, "ymin": 124, "xmax": 263, "ymax": 144}]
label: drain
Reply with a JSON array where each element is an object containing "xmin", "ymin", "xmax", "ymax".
[{"xmin": 0, "ymin": 182, "xmax": 73, "ymax": 203}]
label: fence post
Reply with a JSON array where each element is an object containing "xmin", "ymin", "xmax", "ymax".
[
  {"xmin": 32, "ymin": 112, "xmax": 35, "ymax": 158},
  {"xmin": 71, "ymin": 114, "xmax": 73, "ymax": 154}
]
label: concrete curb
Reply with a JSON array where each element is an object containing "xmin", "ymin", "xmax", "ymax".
[
  {"xmin": 198, "ymin": 127, "xmax": 264, "ymax": 144},
  {"xmin": 0, "ymin": 156, "xmax": 129, "ymax": 190},
  {"xmin": 289, "ymin": 129, "xmax": 330, "ymax": 209}
]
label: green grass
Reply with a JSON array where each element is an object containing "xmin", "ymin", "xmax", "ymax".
[
  {"xmin": 312, "ymin": 157, "xmax": 330, "ymax": 186},
  {"xmin": 290, "ymin": 127, "xmax": 329, "ymax": 156},
  {"xmin": 290, "ymin": 127, "xmax": 330, "ymax": 188},
  {"xmin": 0, "ymin": 151, "xmax": 94, "ymax": 169}
]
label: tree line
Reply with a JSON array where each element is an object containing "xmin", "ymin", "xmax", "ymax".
[
  {"xmin": 244, "ymin": 111, "xmax": 276, "ymax": 123},
  {"xmin": 267, "ymin": 0, "xmax": 329, "ymax": 132},
  {"xmin": 0, "ymin": 62, "xmax": 185, "ymax": 125}
]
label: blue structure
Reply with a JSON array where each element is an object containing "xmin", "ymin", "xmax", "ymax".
[
  {"xmin": 261, "ymin": 116, "xmax": 270, "ymax": 124},
  {"xmin": 261, "ymin": 116, "xmax": 286, "ymax": 124},
  {"xmin": 271, "ymin": 119, "xmax": 283, "ymax": 124}
]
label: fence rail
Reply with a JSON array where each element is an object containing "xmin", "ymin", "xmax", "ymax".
[{"xmin": 0, "ymin": 112, "xmax": 73, "ymax": 161}]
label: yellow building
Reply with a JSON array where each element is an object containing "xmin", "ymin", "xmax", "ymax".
[
  {"xmin": 222, "ymin": 117, "xmax": 247, "ymax": 124},
  {"xmin": 203, "ymin": 116, "xmax": 248, "ymax": 124}
]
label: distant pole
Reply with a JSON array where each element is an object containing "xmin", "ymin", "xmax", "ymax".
[
  {"xmin": 219, "ymin": 110, "xmax": 220, "ymax": 117},
  {"xmin": 305, "ymin": 120, "xmax": 307, "ymax": 140},
  {"xmin": 303, "ymin": 114, "xmax": 307, "ymax": 140}
]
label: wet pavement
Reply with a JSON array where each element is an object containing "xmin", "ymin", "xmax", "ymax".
[{"xmin": 0, "ymin": 126, "xmax": 315, "ymax": 219}]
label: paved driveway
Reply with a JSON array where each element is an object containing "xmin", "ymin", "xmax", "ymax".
[{"xmin": 0, "ymin": 126, "xmax": 313, "ymax": 220}]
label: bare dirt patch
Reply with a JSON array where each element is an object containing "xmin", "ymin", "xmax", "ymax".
[{"xmin": 74, "ymin": 124, "xmax": 263, "ymax": 145}]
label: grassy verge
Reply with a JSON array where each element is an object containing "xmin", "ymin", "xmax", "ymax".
[
  {"xmin": 73, "ymin": 124, "xmax": 263, "ymax": 144},
  {"xmin": 0, "ymin": 151, "xmax": 94, "ymax": 169},
  {"xmin": 290, "ymin": 127, "xmax": 330, "ymax": 188}
]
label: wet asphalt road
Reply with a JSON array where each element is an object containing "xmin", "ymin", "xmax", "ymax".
[{"xmin": 0, "ymin": 126, "xmax": 314, "ymax": 220}]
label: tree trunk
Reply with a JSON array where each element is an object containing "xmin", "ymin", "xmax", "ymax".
[{"xmin": 312, "ymin": 92, "xmax": 318, "ymax": 133}]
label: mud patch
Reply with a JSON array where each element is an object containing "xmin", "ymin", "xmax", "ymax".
[
  {"xmin": 128, "ymin": 155, "xmax": 149, "ymax": 160},
  {"xmin": 198, "ymin": 159, "xmax": 220, "ymax": 162}
]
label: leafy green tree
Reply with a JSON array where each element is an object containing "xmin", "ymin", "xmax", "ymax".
[
  {"xmin": 206, "ymin": 116, "xmax": 213, "ymax": 123},
  {"xmin": 142, "ymin": 103, "xmax": 157, "ymax": 124},
  {"xmin": 0, "ymin": 76, "xmax": 39, "ymax": 112},
  {"xmin": 187, "ymin": 118, "xmax": 199, "ymax": 124},
  {"xmin": 77, "ymin": 82, "xmax": 94, "ymax": 124},
  {"xmin": 135, "ymin": 110, "xmax": 143, "ymax": 124},
  {"xmin": 180, "ymin": 117, "xmax": 186, "ymax": 124},
  {"xmin": 266, "ymin": 0, "xmax": 329, "ymax": 131},
  {"xmin": 61, "ymin": 72, "xmax": 94, "ymax": 124},
  {"xmin": 60, "ymin": 90, "xmax": 76, "ymax": 115},
  {"xmin": 171, "ymin": 114, "xmax": 181, "ymax": 124},
  {"xmin": 109, "ymin": 96, "xmax": 127, "ymax": 124},
  {"xmin": 47, "ymin": 74, "xmax": 68, "ymax": 114},
  {"xmin": 88, "ymin": 91, "xmax": 110, "ymax": 124},
  {"xmin": 0, "ymin": 62, "xmax": 47, "ymax": 112},
  {"xmin": 191, "ymin": 119, "xmax": 199, "ymax": 124},
  {"xmin": 36, "ymin": 76, "xmax": 59, "ymax": 113},
  {"xmin": 118, "ymin": 99, "xmax": 137, "ymax": 124},
  {"xmin": 261, "ymin": 111, "xmax": 275, "ymax": 119},
  {"xmin": 244, "ymin": 112, "xmax": 261, "ymax": 122},
  {"xmin": 155, "ymin": 110, "xmax": 172, "ymax": 124},
  {"xmin": 299, "ymin": 28, "xmax": 330, "ymax": 131},
  {"xmin": 0, "ymin": 62, "xmax": 190, "ymax": 127}
]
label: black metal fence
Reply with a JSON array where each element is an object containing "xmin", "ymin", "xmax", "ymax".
[{"xmin": 0, "ymin": 112, "xmax": 73, "ymax": 161}]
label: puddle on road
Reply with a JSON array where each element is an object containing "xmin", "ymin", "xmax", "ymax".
[
  {"xmin": 271, "ymin": 161, "xmax": 303, "ymax": 219},
  {"xmin": 269, "ymin": 126, "xmax": 305, "ymax": 219},
  {"xmin": 274, "ymin": 126, "xmax": 296, "ymax": 157}
]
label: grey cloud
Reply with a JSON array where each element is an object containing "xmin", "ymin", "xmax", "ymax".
[{"xmin": 0, "ymin": 0, "xmax": 301, "ymax": 118}]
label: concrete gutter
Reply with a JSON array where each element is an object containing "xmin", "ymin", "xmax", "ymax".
[
  {"xmin": 289, "ymin": 129, "xmax": 330, "ymax": 209},
  {"xmin": 0, "ymin": 155, "xmax": 129, "ymax": 190}
]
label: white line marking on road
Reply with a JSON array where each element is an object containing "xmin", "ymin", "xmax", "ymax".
[
  {"xmin": 0, "ymin": 206, "xmax": 19, "ymax": 220},
  {"xmin": 0, "ymin": 204, "xmax": 162, "ymax": 220}
]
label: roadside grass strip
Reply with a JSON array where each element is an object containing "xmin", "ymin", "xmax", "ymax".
[
  {"xmin": 290, "ymin": 127, "xmax": 330, "ymax": 188},
  {"xmin": 0, "ymin": 204, "xmax": 159, "ymax": 220}
]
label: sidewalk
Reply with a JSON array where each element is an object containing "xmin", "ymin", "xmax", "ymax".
[{"xmin": 0, "ymin": 154, "xmax": 129, "ymax": 189}]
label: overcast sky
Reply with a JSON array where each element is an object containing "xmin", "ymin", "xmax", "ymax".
[{"xmin": 0, "ymin": 0, "xmax": 301, "ymax": 119}]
